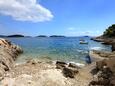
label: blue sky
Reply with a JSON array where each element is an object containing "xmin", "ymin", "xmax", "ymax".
[{"xmin": 0, "ymin": 0, "xmax": 115, "ymax": 36}]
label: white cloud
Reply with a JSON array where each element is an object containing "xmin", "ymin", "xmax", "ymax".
[
  {"xmin": 68, "ymin": 27, "xmax": 76, "ymax": 31},
  {"xmin": 0, "ymin": 0, "xmax": 53, "ymax": 22}
]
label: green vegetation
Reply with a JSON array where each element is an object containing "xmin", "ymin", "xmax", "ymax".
[{"xmin": 103, "ymin": 24, "xmax": 115, "ymax": 37}]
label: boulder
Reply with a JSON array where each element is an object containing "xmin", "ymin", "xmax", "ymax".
[
  {"xmin": 89, "ymin": 59, "xmax": 114, "ymax": 86},
  {"xmin": 62, "ymin": 67, "xmax": 78, "ymax": 78},
  {"xmin": 56, "ymin": 61, "xmax": 67, "ymax": 69}
]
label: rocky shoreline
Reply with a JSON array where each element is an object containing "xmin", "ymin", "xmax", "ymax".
[
  {"xmin": 0, "ymin": 38, "xmax": 115, "ymax": 86},
  {"xmin": 90, "ymin": 36, "xmax": 115, "ymax": 86},
  {"xmin": 91, "ymin": 36, "xmax": 115, "ymax": 51},
  {"xmin": 0, "ymin": 38, "xmax": 23, "ymax": 81},
  {"xmin": 89, "ymin": 50, "xmax": 115, "ymax": 86}
]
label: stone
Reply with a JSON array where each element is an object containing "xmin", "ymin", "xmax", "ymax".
[
  {"xmin": 56, "ymin": 61, "xmax": 67, "ymax": 69},
  {"xmin": 62, "ymin": 67, "xmax": 78, "ymax": 78}
]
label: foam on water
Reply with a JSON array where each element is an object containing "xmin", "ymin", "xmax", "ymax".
[{"xmin": 68, "ymin": 62, "xmax": 85, "ymax": 67}]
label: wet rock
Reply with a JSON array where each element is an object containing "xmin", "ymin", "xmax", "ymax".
[
  {"xmin": 62, "ymin": 67, "xmax": 78, "ymax": 78},
  {"xmin": 68, "ymin": 63, "xmax": 79, "ymax": 69},
  {"xmin": 56, "ymin": 61, "xmax": 67, "ymax": 69}
]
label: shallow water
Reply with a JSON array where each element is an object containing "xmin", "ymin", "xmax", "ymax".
[{"xmin": 5, "ymin": 37, "xmax": 111, "ymax": 64}]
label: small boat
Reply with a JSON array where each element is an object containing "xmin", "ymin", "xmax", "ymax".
[{"xmin": 79, "ymin": 40, "xmax": 88, "ymax": 44}]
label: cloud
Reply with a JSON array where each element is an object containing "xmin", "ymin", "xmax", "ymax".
[
  {"xmin": 68, "ymin": 27, "xmax": 76, "ymax": 31},
  {"xmin": 0, "ymin": 0, "xmax": 53, "ymax": 22}
]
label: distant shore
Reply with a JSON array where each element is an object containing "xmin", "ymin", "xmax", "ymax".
[{"xmin": 0, "ymin": 34, "xmax": 66, "ymax": 38}]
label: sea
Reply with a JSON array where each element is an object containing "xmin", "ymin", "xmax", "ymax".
[{"xmin": 5, "ymin": 37, "xmax": 111, "ymax": 65}]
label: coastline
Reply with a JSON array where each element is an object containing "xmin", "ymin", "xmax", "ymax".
[
  {"xmin": 91, "ymin": 36, "xmax": 115, "ymax": 45},
  {"xmin": 0, "ymin": 38, "xmax": 115, "ymax": 86}
]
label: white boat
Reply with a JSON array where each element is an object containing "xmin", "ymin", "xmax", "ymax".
[{"xmin": 79, "ymin": 40, "xmax": 88, "ymax": 44}]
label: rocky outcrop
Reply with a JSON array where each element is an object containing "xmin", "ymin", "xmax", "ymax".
[
  {"xmin": 91, "ymin": 36, "xmax": 115, "ymax": 44},
  {"xmin": 0, "ymin": 38, "xmax": 23, "ymax": 80},
  {"xmin": 89, "ymin": 57, "xmax": 115, "ymax": 86},
  {"xmin": 92, "ymin": 50, "xmax": 115, "ymax": 58},
  {"xmin": 91, "ymin": 36, "xmax": 115, "ymax": 52}
]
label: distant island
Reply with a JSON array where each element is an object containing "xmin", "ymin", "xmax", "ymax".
[
  {"xmin": 0, "ymin": 35, "xmax": 7, "ymax": 37},
  {"xmin": 7, "ymin": 34, "xmax": 25, "ymax": 37},
  {"xmin": 50, "ymin": 35, "xmax": 65, "ymax": 37},
  {"xmin": 36, "ymin": 35, "xmax": 48, "ymax": 37},
  {"xmin": 0, "ymin": 35, "xmax": 66, "ymax": 38}
]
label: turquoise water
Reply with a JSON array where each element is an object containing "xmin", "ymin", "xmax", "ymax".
[{"xmin": 5, "ymin": 37, "xmax": 111, "ymax": 64}]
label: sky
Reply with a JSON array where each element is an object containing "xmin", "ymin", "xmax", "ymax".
[{"xmin": 0, "ymin": 0, "xmax": 115, "ymax": 36}]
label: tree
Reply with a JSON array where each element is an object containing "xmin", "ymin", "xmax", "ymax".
[{"xmin": 103, "ymin": 24, "xmax": 115, "ymax": 37}]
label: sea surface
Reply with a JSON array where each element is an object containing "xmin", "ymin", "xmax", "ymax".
[{"xmin": 5, "ymin": 37, "xmax": 111, "ymax": 64}]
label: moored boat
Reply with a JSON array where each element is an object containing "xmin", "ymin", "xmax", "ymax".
[{"xmin": 79, "ymin": 40, "xmax": 88, "ymax": 44}]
